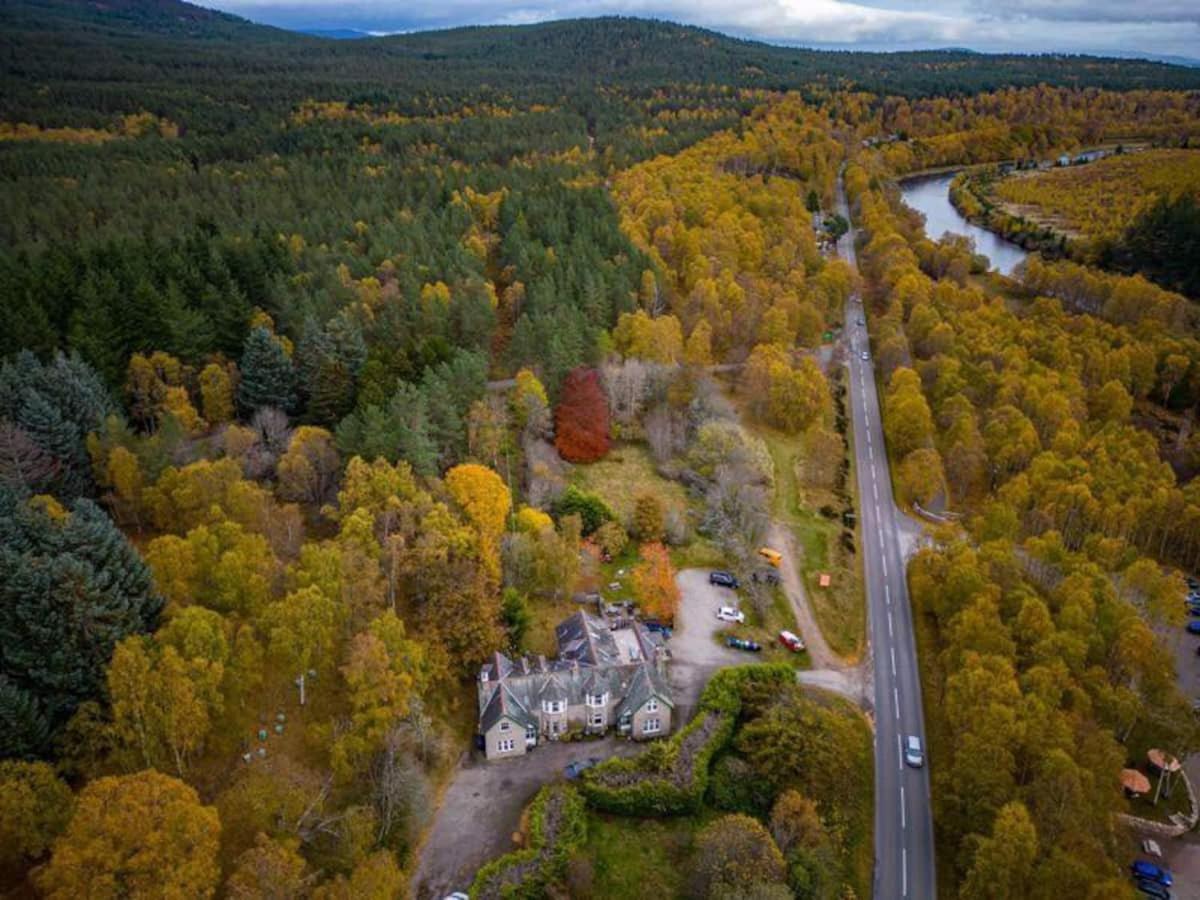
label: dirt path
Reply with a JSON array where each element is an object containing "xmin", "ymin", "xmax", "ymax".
[{"xmin": 767, "ymin": 521, "xmax": 842, "ymax": 672}]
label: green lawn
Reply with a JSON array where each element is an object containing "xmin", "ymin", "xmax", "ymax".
[{"xmin": 574, "ymin": 813, "xmax": 697, "ymax": 898}]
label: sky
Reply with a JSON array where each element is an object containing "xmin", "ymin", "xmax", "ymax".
[{"xmin": 195, "ymin": 0, "xmax": 1200, "ymax": 60}]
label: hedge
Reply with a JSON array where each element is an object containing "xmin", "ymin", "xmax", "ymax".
[
  {"xmin": 579, "ymin": 664, "xmax": 793, "ymax": 817},
  {"xmin": 470, "ymin": 784, "xmax": 587, "ymax": 900}
]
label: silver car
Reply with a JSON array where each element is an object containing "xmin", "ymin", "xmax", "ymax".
[{"xmin": 905, "ymin": 735, "xmax": 924, "ymax": 768}]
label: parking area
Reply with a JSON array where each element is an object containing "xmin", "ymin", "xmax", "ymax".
[
  {"xmin": 669, "ymin": 568, "xmax": 751, "ymax": 719},
  {"xmin": 411, "ymin": 735, "xmax": 642, "ymax": 900}
]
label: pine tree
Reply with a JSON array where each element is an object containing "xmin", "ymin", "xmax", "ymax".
[
  {"xmin": 237, "ymin": 327, "xmax": 296, "ymax": 416},
  {"xmin": 0, "ymin": 488, "xmax": 162, "ymax": 757}
]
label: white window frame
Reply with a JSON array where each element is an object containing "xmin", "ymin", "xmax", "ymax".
[
  {"xmin": 498, "ymin": 738, "xmax": 515, "ymax": 752},
  {"xmin": 542, "ymin": 699, "xmax": 565, "ymax": 714},
  {"xmin": 642, "ymin": 717, "xmax": 661, "ymax": 735},
  {"xmin": 587, "ymin": 692, "xmax": 608, "ymax": 707},
  {"xmin": 645, "ymin": 698, "xmax": 659, "ymax": 713},
  {"xmin": 525, "ymin": 724, "xmax": 537, "ymax": 740},
  {"xmin": 499, "ymin": 720, "xmax": 510, "ymax": 732},
  {"xmin": 590, "ymin": 712, "xmax": 605, "ymax": 727}
]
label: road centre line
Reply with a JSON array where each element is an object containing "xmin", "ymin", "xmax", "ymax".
[
  {"xmin": 891, "ymin": 646, "xmax": 897, "ymax": 676},
  {"xmin": 893, "ymin": 687, "xmax": 900, "ymax": 720},
  {"xmin": 901, "ymin": 786, "xmax": 906, "ymax": 830}
]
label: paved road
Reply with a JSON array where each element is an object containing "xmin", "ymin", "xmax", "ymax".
[{"xmin": 836, "ymin": 171, "xmax": 937, "ymax": 900}]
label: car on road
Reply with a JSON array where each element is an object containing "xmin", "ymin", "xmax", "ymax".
[
  {"xmin": 716, "ymin": 606, "xmax": 745, "ymax": 624},
  {"xmin": 709, "ymin": 570, "xmax": 740, "ymax": 589},
  {"xmin": 904, "ymin": 735, "xmax": 925, "ymax": 768},
  {"xmin": 443, "ymin": 893, "xmax": 469, "ymax": 900},
  {"xmin": 860, "ymin": 350, "xmax": 869, "ymax": 361},
  {"xmin": 1134, "ymin": 879, "xmax": 1172, "ymax": 900},
  {"xmin": 1131, "ymin": 860, "xmax": 1173, "ymax": 887},
  {"xmin": 564, "ymin": 757, "xmax": 602, "ymax": 779},
  {"xmin": 1186, "ymin": 621, "xmax": 1200, "ymax": 635},
  {"xmin": 726, "ymin": 636, "xmax": 762, "ymax": 652},
  {"xmin": 779, "ymin": 630, "xmax": 805, "ymax": 652},
  {"xmin": 857, "ymin": 317, "xmax": 865, "ymax": 326}
]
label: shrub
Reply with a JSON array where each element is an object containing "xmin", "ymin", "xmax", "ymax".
[
  {"xmin": 550, "ymin": 485, "xmax": 614, "ymax": 536},
  {"xmin": 580, "ymin": 665, "xmax": 793, "ymax": 817},
  {"xmin": 470, "ymin": 785, "xmax": 587, "ymax": 900}
]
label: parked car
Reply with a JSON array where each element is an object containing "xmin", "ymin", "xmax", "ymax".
[
  {"xmin": 904, "ymin": 735, "xmax": 925, "ymax": 768},
  {"xmin": 709, "ymin": 570, "xmax": 740, "ymax": 589},
  {"xmin": 726, "ymin": 636, "xmax": 762, "ymax": 652},
  {"xmin": 642, "ymin": 619, "xmax": 673, "ymax": 638},
  {"xmin": 1134, "ymin": 879, "xmax": 1172, "ymax": 900},
  {"xmin": 564, "ymin": 757, "xmax": 602, "ymax": 780},
  {"xmin": 1186, "ymin": 621, "xmax": 1200, "ymax": 635},
  {"xmin": 716, "ymin": 606, "xmax": 745, "ymax": 624},
  {"xmin": 1131, "ymin": 860, "xmax": 1173, "ymax": 887},
  {"xmin": 1187, "ymin": 576, "xmax": 1200, "ymax": 590},
  {"xmin": 779, "ymin": 630, "xmax": 805, "ymax": 652},
  {"xmin": 443, "ymin": 893, "xmax": 470, "ymax": 900}
]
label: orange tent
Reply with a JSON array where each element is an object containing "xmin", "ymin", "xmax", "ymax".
[{"xmin": 1121, "ymin": 769, "xmax": 1151, "ymax": 795}]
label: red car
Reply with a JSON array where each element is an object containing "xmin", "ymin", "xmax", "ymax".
[{"xmin": 779, "ymin": 630, "xmax": 805, "ymax": 652}]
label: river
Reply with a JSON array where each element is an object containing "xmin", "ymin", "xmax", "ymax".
[{"xmin": 899, "ymin": 172, "xmax": 1029, "ymax": 276}]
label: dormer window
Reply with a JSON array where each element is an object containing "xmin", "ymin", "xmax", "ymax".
[
  {"xmin": 542, "ymin": 699, "xmax": 565, "ymax": 714},
  {"xmin": 499, "ymin": 720, "xmax": 510, "ymax": 732},
  {"xmin": 645, "ymin": 698, "xmax": 659, "ymax": 713},
  {"xmin": 480, "ymin": 670, "xmax": 489, "ymax": 683},
  {"xmin": 587, "ymin": 692, "xmax": 608, "ymax": 707}
]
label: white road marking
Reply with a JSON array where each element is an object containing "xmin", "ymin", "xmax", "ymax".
[
  {"xmin": 885, "ymin": 583, "xmax": 891, "ymax": 604},
  {"xmin": 890, "ymin": 646, "xmax": 897, "ymax": 676},
  {"xmin": 873, "ymin": 482, "xmax": 879, "ymax": 501},
  {"xmin": 888, "ymin": 610, "xmax": 894, "ymax": 638},
  {"xmin": 897, "ymin": 733, "xmax": 903, "ymax": 770},
  {"xmin": 901, "ymin": 786, "xmax": 906, "ymax": 830},
  {"xmin": 866, "ymin": 430, "xmax": 872, "ymax": 446},
  {"xmin": 864, "ymin": 414, "xmax": 870, "ymax": 428},
  {"xmin": 903, "ymin": 848, "xmax": 908, "ymax": 898},
  {"xmin": 868, "ymin": 444, "xmax": 874, "ymax": 461},
  {"xmin": 877, "ymin": 526, "xmax": 885, "ymax": 546},
  {"xmin": 893, "ymin": 687, "xmax": 900, "ymax": 720},
  {"xmin": 882, "ymin": 556, "xmax": 888, "ymax": 578}
]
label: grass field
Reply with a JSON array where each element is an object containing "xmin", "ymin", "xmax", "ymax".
[
  {"xmin": 572, "ymin": 444, "xmax": 693, "ymax": 527},
  {"xmin": 575, "ymin": 813, "xmax": 698, "ymax": 898}
]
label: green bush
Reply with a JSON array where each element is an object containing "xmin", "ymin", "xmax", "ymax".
[
  {"xmin": 551, "ymin": 485, "xmax": 614, "ymax": 535},
  {"xmin": 580, "ymin": 664, "xmax": 793, "ymax": 817},
  {"xmin": 470, "ymin": 785, "xmax": 587, "ymax": 900}
]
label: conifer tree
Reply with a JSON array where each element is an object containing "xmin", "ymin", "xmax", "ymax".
[{"xmin": 237, "ymin": 327, "xmax": 296, "ymax": 416}]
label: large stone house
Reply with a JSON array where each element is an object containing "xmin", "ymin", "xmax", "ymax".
[{"xmin": 476, "ymin": 611, "xmax": 674, "ymax": 760}]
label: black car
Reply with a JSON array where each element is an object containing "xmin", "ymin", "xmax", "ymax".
[
  {"xmin": 643, "ymin": 619, "xmax": 673, "ymax": 638},
  {"xmin": 709, "ymin": 570, "xmax": 740, "ymax": 589}
]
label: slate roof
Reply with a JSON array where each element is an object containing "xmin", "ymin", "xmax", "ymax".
[{"xmin": 477, "ymin": 612, "xmax": 671, "ymax": 733}]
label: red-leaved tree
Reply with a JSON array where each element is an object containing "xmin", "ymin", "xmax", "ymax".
[{"xmin": 554, "ymin": 368, "xmax": 610, "ymax": 462}]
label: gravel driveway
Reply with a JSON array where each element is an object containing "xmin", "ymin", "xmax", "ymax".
[
  {"xmin": 411, "ymin": 736, "xmax": 641, "ymax": 900},
  {"xmin": 670, "ymin": 569, "xmax": 746, "ymax": 720}
]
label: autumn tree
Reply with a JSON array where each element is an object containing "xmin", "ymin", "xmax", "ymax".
[
  {"xmin": 226, "ymin": 834, "xmax": 310, "ymax": 900},
  {"xmin": 691, "ymin": 814, "xmax": 787, "ymax": 899},
  {"xmin": 198, "ymin": 362, "xmax": 236, "ymax": 425},
  {"xmin": 633, "ymin": 542, "xmax": 680, "ymax": 623},
  {"xmin": 960, "ymin": 801, "xmax": 1038, "ymax": 900},
  {"xmin": 633, "ymin": 491, "xmax": 666, "ymax": 542},
  {"xmin": 276, "ymin": 426, "xmax": 340, "ymax": 506},
  {"xmin": 554, "ymin": 368, "xmax": 610, "ymax": 463},
  {"xmin": 445, "ymin": 462, "xmax": 512, "ymax": 582},
  {"xmin": 39, "ymin": 770, "xmax": 220, "ymax": 900},
  {"xmin": 0, "ymin": 760, "xmax": 74, "ymax": 866}
]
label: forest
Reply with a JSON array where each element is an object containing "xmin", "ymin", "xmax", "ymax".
[{"xmin": 3, "ymin": 0, "xmax": 1200, "ymax": 897}]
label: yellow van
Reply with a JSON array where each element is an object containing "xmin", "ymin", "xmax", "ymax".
[{"xmin": 758, "ymin": 547, "xmax": 783, "ymax": 567}]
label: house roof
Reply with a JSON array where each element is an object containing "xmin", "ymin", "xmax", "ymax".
[
  {"xmin": 555, "ymin": 611, "xmax": 622, "ymax": 667},
  {"xmin": 479, "ymin": 682, "xmax": 537, "ymax": 733},
  {"xmin": 615, "ymin": 663, "xmax": 675, "ymax": 719}
]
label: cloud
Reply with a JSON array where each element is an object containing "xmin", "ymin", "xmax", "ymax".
[{"xmin": 201, "ymin": 0, "xmax": 1200, "ymax": 58}]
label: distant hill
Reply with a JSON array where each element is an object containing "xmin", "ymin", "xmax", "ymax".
[{"xmin": 5, "ymin": 0, "xmax": 1200, "ymax": 136}]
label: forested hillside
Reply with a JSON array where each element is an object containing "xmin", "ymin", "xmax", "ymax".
[{"xmin": 3, "ymin": 2, "xmax": 1200, "ymax": 897}]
